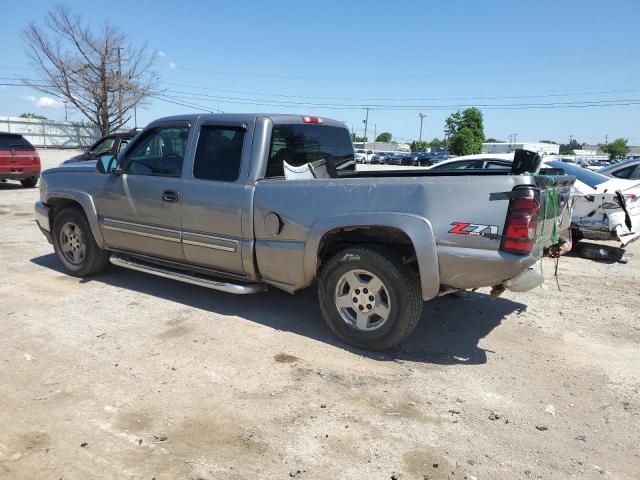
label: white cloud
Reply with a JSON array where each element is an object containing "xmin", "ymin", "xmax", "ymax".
[
  {"xmin": 157, "ymin": 50, "xmax": 166, "ymax": 57},
  {"xmin": 168, "ymin": 61, "xmax": 176, "ymax": 69},
  {"xmin": 22, "ymin": 95, "xmax": 63, "ymax": 108}
]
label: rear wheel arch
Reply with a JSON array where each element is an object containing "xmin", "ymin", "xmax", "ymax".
[
  {"xmin": 317, "ymin": 226, "xmax": 418, "ymax": 274},
  {"xmin": 305, "ymin": 215, "xmax": 441, "ymax": 300}
]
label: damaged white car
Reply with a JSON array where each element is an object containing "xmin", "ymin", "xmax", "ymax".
[
  {"xmin": 544, "ymin": 160, "xmax": 640, "ymax": 246},
  {"xmin": 430, "ymin": 154, "xmax": 640, "ymax": 246}
]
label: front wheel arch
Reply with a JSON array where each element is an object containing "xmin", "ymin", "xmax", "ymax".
[{"xmin": 46, "ymin": 193, "xmax": 105, "ymax": 248}]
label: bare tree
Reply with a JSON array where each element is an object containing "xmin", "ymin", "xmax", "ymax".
[{"xmin": 22, "ymin": 5, "xmax": 159, "ymax": 135}]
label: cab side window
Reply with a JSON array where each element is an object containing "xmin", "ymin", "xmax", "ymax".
[
  {"xmin": 193, "ymin": 126, "xmax": 245, "ymax": 182},
  {"xmin": 123, "ymin": 126, "xmax": 189, "ymax": 177}
]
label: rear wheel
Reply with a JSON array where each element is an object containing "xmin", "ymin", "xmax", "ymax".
[
  {"xmin": 52, "ymin": 207, "xmax": 110, "ymax": 277},
  {"xmin": 20, "ymin": 177, "xmax": 38, "ymax": 188},
  {"xmin": 318, "ymin": 246, "xmax": 423, "ymax": 350}
]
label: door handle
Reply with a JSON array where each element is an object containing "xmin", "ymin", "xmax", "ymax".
[{"xmin": 162, "ymin": 190, "xmax": 180, "ymax": 202}]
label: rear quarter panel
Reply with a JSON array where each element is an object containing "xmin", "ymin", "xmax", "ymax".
[{"xmin": 253, "ymin": 175, "xmax": 543, "ymax": 299}]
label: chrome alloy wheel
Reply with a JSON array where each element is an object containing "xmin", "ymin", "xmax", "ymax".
[
  {"xmin": 59, "ymin": 222, "xmax": 86, "ymax": 265},
  {"xmin": 334, "ymin": 269, "xmax": 391, "ymax": 331}
]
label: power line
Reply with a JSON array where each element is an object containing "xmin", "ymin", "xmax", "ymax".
[
  {"xmin": 5, "ymin": 73, "xmax": 640, "ymax": 103},
  {"xmin": 159, "ymin": 80, "xmax": 640, "ymax": 102},
  {"xmin": 4, "ymin": 81, "xmax": 640, "ymax": 112},
  {"xmin": 161, "ymin": 90, "xmax": 640, "ymax": 110},
  {"xmin": 151, "ymin": 93, "xmax": 215, "ymax": 113},
  {"xmin": 119, "ymin": 56, "xmax": 640, "ymax": 80}
]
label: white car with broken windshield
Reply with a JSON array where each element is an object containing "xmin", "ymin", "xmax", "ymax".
[{"xmin": 430, "ymin": 153, "xmax": 640, "ymax": 246}]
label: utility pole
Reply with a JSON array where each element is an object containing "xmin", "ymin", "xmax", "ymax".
[
  {"xmin": 373, "ymin": 124, "xmax": 377, "ymax": 151},
  {"xmin": 64, "ymin": 102, "xmax": 68, "ymax": 122},
  {"xmin": 117, "ymin": 47, "xmax": 123, "ymax": 129},
  {"xmin": 134, "ymin": 104, "xmax": 137, "ymax": 128},
  {"xmin": 604, "ymin": 134, "xmax": 609, "ymax": 145},
  {"xmin": 362, "ymin": 107, "xmax": 369, "ymax": 149},
  {"xmin": 418, "ymin": 113, "xmax": 427, "ymax": 143}
]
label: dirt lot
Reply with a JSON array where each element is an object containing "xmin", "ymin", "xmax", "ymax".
[{"xmin": 1, "ymin": 150, "xmax": 639, "ymax": 479}]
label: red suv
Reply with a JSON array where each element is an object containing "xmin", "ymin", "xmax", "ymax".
[{"xmin": 0, "ymin": 133, "xmax": 41, "ymax": 188}]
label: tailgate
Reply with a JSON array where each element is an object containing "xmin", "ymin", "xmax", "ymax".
[{"xmin": 533, "ymin": 175, "xmax": 575, "ymax": 249}]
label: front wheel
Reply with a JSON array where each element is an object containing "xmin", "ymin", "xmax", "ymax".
[
  {"xmin": 318, "ymin": 246, "xmax": 423, "ymax": 350},
  {"xmin": 52, "ymin": 207, "xmax": 110, "ymax": 277}
]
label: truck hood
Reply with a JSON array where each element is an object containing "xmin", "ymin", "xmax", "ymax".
[{"xmin": 44, "ymin": 160, "xmax": 98, "ymax": 175}]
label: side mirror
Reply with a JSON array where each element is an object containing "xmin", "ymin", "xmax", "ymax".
[{"xmin": 96, "ymin": 155, "xmax": 117, "ymax": 174}]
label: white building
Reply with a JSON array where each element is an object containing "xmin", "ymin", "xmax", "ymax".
[{"xmin": 482, "ymin": 142, "xmax": 560, "ymax": 155}]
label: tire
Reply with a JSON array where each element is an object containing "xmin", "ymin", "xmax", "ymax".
[
  {"xmin": 318, "ymin": 246, "xmax": 423, "ymax": 350},
  {"xmin": 52, "ymin": 207, "xmax": 110, "ymax": 277},
  {"xmin": 20, "ymin": 177, "xmax": 38, "ymax": 188}
]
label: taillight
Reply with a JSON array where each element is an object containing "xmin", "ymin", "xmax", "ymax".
[
  {"xmin": 500, "ymin": 196, "xmax": 540, "ymax": 255},
  {"xmin": 302, "ymin": 116, "xmax": 323, "ymax": 124}
]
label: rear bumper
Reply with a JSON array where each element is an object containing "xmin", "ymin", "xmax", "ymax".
[
  {"xmin": 0, "ymin": 171, "xmax": 40, "ymax": 180},
  {"xmin": 437, "ymin": 245, "xmax": 540, "ymax": 290}
]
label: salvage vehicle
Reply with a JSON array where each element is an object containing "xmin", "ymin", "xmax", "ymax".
[
  {"xmin": 402, "ymin": 152, "xmax": 434, "ymax": 167},
  {"xmin": 35, "ymin": 114, "xmax": 574, "ymax": 350},
  {"xmin": 597, "ymin": 158, "xmax": 640, "ymax": 181},
  {"xmin": 0, "ymin": 133, "xmax": 41, "ymax": 187},
  {"xmin": 384, "ymin": 153, "xmax": 404, "ymax": 166},
  {"xmin": 62, "ymin": 129, "xmax": 140, "ymax": 165},
  {"xmin": 369, "ymin": 152, "xmax": 388, "ymax": 164},
  {"xmin": 435, "ymin": 153, "xmax": 640, "ymax": 246},
  {"xmin": 354, "ymin": 149, "xmax": 374, "ymax": 164},
  {"xmin": 545, "ymin": 160, "xmax": 640, "ymax": 246}
]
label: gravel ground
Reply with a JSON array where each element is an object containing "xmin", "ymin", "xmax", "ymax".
[{"xmin": 0, "ymin": 150, "xmax": 639, "ymax": 480}]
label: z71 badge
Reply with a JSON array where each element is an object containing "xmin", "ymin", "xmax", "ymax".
[{"xmin": 449, "ymin": 222, "xmax": 500, "ymax": 239}]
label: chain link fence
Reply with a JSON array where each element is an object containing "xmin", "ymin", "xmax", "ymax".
[{"xmin": 1, "ymin": 116, "xmax": 101, "ymax": 148}]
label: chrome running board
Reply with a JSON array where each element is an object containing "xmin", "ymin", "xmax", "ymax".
[{"xmin": 109, "ymin": 255, "xmax": 266, "ymax": 295}]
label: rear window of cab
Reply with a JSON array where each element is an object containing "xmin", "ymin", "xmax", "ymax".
[{"xmin": 266, "ymin": 124, "xmax": 355, "ymax": 178}]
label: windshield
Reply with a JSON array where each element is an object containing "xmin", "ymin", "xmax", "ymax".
[
  {"xmin": 90, "ymin": 136, "xmax": 115, "ymax": 155},
  {"xmin": 546, "ymin": 160, "xmax": 609, "ymax": 188}
]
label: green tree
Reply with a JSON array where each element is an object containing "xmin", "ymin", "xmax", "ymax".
[
  {"xmin": 428, "ymin": 138, "xmax": 444, "ymax": 149},
  {"xmin": 20, "ymin": 112, "xmax": 47, "ymax": 120},
  {"xmin": 559, "ymin": 139, "xmax": 581, "ymax": 155},
  {"xmin": 410, "ymin": 140, "xmax": 430, "ymax": 151},
  {"xmin": 449, "ymin": 127, "xmax": 478, "ymax": 156},
  {"xmin": 351, "ymin": 133, "xmax": 368, "ymax": 142},
  {"xmin": 445, "ymin": 107, "xmax": 484, "ymax": 155},
  {"xmin": 444, "ymin": 111, "xmax": 462, "ymax": 139},
  {"xmin": 484, "ymin": 137, "xmax": 503, "ymax": 143},
  {"xmin": 539, "ymin": 139, "xmax": 558, "ymax": 144},
  {"xmin": 375, "ymin": 132, "xmax": 392, "ymax": 142},
  {"xmin": 601, "ymin": 138, "xmax": 630, "ymax": 159}
]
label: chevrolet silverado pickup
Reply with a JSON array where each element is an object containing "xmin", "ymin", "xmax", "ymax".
[{"xmin": 34, "ymin": 114, "xmax": 574, "ymax": 350}]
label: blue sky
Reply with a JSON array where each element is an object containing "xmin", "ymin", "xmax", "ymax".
[{"xmin": 1, "ymin": 0, "xmax": 639, "ymax": 145}]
